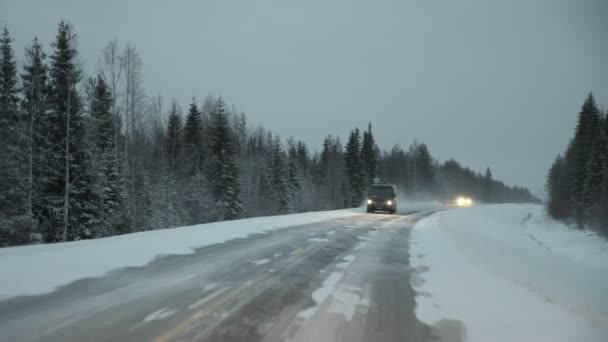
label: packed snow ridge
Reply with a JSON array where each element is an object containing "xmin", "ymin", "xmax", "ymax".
[{"xmin": 0, "ymin": 209, "xmax": 361, "ymax": 298}]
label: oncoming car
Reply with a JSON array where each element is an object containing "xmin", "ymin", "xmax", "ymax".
[
  {"xmin": 367, "ymin": 183, "xmax": 397, "ymax": 214},
  {"xmin": 455, "ymin": 196, "xmax": 473, "ymax": 207}
]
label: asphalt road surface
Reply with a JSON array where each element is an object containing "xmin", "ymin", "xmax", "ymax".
[{"xmin": 0, "ymin": 211, "xmax": 448, "ymax": 342}]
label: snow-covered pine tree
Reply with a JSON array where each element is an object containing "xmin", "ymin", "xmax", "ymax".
[
  {"xmin": 89, "ymin": 75, "xmax": 125, "ymax": 235},
  {"xmin": 209, "ymin": 97, "xmax": 242, "ymax": 220},
  {"xmin": 286, "ymin": 159, "xmax": 301, "ymax": 213},
  {"xmin": 319, "ymin": 135, "xmax": 345, "ymax": 209},
  {"xmin": 184, "ymin": 98, "xmax": 203, "ymax": 174},
  {"xmin": 19, "ymin": 37, "xmax": 49, "ymax": 244},
  {"xmin": 265, "ymin": 137, "xmax": 289, "ymax": 214},
  {"xmin": 413, "ymin": 143, "xmax": 434, "ymax": 194},
  {"xmin": 582, "ymin": 135, "xmax": 607, "ymax": 226},
  {"xmin": 344, "ymin": 128, "xmax": 364, "ymax": 207},
  {"xmin": 383, "ymin": 145, "xmax": 408, "ymax": 191},
  {"xmin": 182, "ymin": 98, "xmax": 212, "ymax": 224},
  {"xmin": 582, "ymin": 108, "xmax": 608, "ymax": 228},
  {"xmin": 0, "ymin": 27, "xmax": 37, "ymax": 246},
  {"xmin": 319, "ymin": 136, "xmax": 332, "ymax": 208},
  {"xmin": 20, "ymin": 38, "xmax": 48, "ymax": 219},
  {"xmin": 602, "ymin": 113, "xmax": 608, "ymax": 233},
  {"xmin": 361, "ymin": 123, "xmax": 377, "ymax": 187},
  {"xmin": 166, "ymin": 101, "xmax": 183, "ymax": 173},
  {"xmin": 483, "ymin": 167, "xmax": 493, "ymax": 203},
  {"xmin": 547, "ymin": 145, "xmax": 566, "ymax": 218},
  {"xmin": 160, "ymin": 101, "xmax": 184, "ymax": 227},
  {"xmin": 565, "ymin": 93, "xmax": 602, "ymax": 225},
  {"xmin": 46, "ymin": 21, "xmax": 99, "ymax": 241}
]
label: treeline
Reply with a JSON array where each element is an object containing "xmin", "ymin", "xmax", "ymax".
[
  {"xmin": 546, "ymin": 93, "xmax": 608, "ymax": 235},
  {"xmin": 376, "ymin": 143, "xmax": 535, "ymax": 203},
  {"xmin": 0, "ymin": 22, "xmax": 535, "ymax": 247}
]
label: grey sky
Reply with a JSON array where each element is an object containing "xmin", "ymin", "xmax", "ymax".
[{"xmin": 2, "ymin": 0, "xmax": 607, "ymax": 194}]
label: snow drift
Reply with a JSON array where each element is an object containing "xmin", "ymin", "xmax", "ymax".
[{"xmin": 412, "ymin": 204, "xmax": 608, "ymax": 342}]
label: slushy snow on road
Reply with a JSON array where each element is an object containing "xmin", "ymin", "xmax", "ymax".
[{"xmin": 0, "ymin": 209, "xmax": 361, "ymax": 298}]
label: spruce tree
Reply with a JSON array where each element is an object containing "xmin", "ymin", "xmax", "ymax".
[
  {"xmin": 0, "ymin": 28, "xmax": 18, "ymax": 128},
  {"xmin": 344, "ymin": 128, "xmax": 364, "ymax": 207},
  {"xmin": 414, "ymin": 143, "xmax": 434, "ymax": 194},
  {"xmin": 0, "ymin": 27, "xmax": 36, "ymax": 246},
  {"xmin": 166, "ymin": 101, "xmax": 183, "ymax": 173},
  {"xmin": 361, "ymin": 122, "xmax": 377, "ymax": 187},
  {"xmin": 545, "ymin": 155, "xmax": 570, "ymax": 219},
  {"xmin": 161, "ymin": 101, "xmax": 184, "ymax": 227},
  {"xmin": 184, "ymin": 98, "xmax": 203, "ymax": 174},
  {"xmin": 565, "ymin": 93, "xmax": 602, "ymax": 225},
  {"xmin": 603, "ymin": 113, "xmax": 608, "ymax": 233},
  {"xmin": 483, "ymin": 167, "xmax": 493, "ymax": 203},
  {"xmin": 266, "ymin": 137, "xmax": 289, "ymax": 214},
  {"xmin": 0, "ymin": 26, "xmax": 19, "ymax": 226},
  {"xmin": 209, "ymin": 97, "xmax": 242, "ymax": 220},
  {"xmin": 46, "ymin": 21, "xmax": 98, "ymax": 241},
  {"xmin": 584, "ymin": 110, "xmax": 608, "ymax": 227},
  {"xmin": 286, "ymin": 159, "xmax": 301, "ymax": 212},
  {"xmin": 90, "ymin": 75, "xmax": 125, "ymax": 235},
  {"xmin": 182, "ymin": 98, "xmax": 211, "ymax": 224},
  {"xmin": 20, "ymin": 38, "xmax": 48, "ymax": 221}
]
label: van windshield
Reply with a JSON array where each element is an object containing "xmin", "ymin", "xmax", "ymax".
[{"xmin": 369, "ymin": 186, "xmax": 395, "ymax": 197}]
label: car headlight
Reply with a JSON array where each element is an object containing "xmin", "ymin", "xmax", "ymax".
[
  {"xmin": 387, "ymin": 200, "xmax": 392, "ymax": 205},
  {"xmin": 465, "ymin": 198, "xmax": 472, "ymax": 205},
  {"xmin": 456, "ymin": 197, "xmax": 466, "ymax": 206},
  {"xmin": 367, "ymin": 199, "xmax": 372, "ymax": 205}
]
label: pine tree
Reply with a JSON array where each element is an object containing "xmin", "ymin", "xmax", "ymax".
[
  {"xmin": 361, "ymin": 122, "xmax": 377, "ymax": 187},
  {"xmin": 584, "ymin": 110, "xmax": 608, "ymax": 228},
  {"xmin": 483, "ymin": 167, "xmax": 493, "ymax": 203},
  {"xmin": 158, "ymin": 101, "xmax": 184, "ymax": 227},
  {"xmin": 45, "ymin": 21, "xmax": 98, "ymax": 241},
  {"xmin": 413, "ymin": 143, "xmax": 434, "ymax": 194},
  {"xmin": 0, "ymin": 28, "xmax": 18, "ymax": 128},
  {"xmin": 546, "ymin": 155, "xmax": 570, "ymax": 219},
  {"xmin": 182, "ymin": 98, "xmax": 212, "ymax": 224},
  {"xmin": 286, "ymin": 159, "xmax": 301, "ymax": 212},
  {"xmin": 266, "ymin": 137, "xmax": 289, "ymax": 214},
  {"xmin": 209, "ymin": 97, "xmax": 242, "ymax": 220},
  {"xmin": 0, "ymin": 27, "xmax": 37, "ymax": 246},
  {"xmin": 344, "ymin": 128, "xmax": 364, "ymax": 207},
  {"xmin": 90, "ymin": 75, "xmax": 125, "ymax": 235},
  {"xmin": 166, "ymin": 101, "xmax": 183, "ymax": 173},
  {"xmin": 319, "ymin": 135, "xmax": 346, "ymax": 209},
  {"xmin": 603, "ymin": 113, "xmax": 608, "ymax": 233},
  {"xmin": 565, "ymin": 93, "xmax": 602, "ymax": 225},
  {"xmin": 184, "ymin": 98, "xmax": 203, "ymax": 174},
  {"xmin": 20, "ymin": 38, "xmax": 48, "ymax": 221}
]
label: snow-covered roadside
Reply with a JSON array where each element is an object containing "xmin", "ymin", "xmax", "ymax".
[
  {"xmin": 523, "ymin": 205, "xmax": 608, "ymax": 272},
  {"xmin": 411, "ymin": 204, "xmax": 608, "ymax": 342},
  {"xmin": 0, "ymin": 209, "xmax": 361, "ymax": 299}
]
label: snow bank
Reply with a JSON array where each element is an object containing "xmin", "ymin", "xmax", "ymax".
[
  {"xmin": 524, "ymin": 205, "xmax": 608, "ymax": 272},
  {"xmin": 411, "ymin": 204, "xmax": 608, "ymax": 342},
  {"xmin": 0, "ymin": 209, "xmax": 360, "ymax": 299}
]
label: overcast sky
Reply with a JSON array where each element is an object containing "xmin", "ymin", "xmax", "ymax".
[{"xmin": 2, "ymin": 0, "xmax": 607, "ymax": 194}]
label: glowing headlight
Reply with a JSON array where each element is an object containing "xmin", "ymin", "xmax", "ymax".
[
  {"xmin": 465, "ymin": 198, "xmax": 472, "ymax": 206},
  {"xmin": 367, "ymin": 199, "xmax": 372, "ymax": 205},
  {"xmin": 387, "ymin": 200, "xmax": 392, "ymax": 206},
  {"xmin": 456, "ymin": 197, "xmax": 466, "ymax": 206}
]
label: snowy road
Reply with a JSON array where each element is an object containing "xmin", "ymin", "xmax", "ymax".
[{"xmin": 0, "ymin": 212, "xmax": 437, "ymax": 342}]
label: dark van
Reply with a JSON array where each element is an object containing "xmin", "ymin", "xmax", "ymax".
[{"xmin": 366, "ymin": 183, "xmax": 397, "ymax": 214}]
